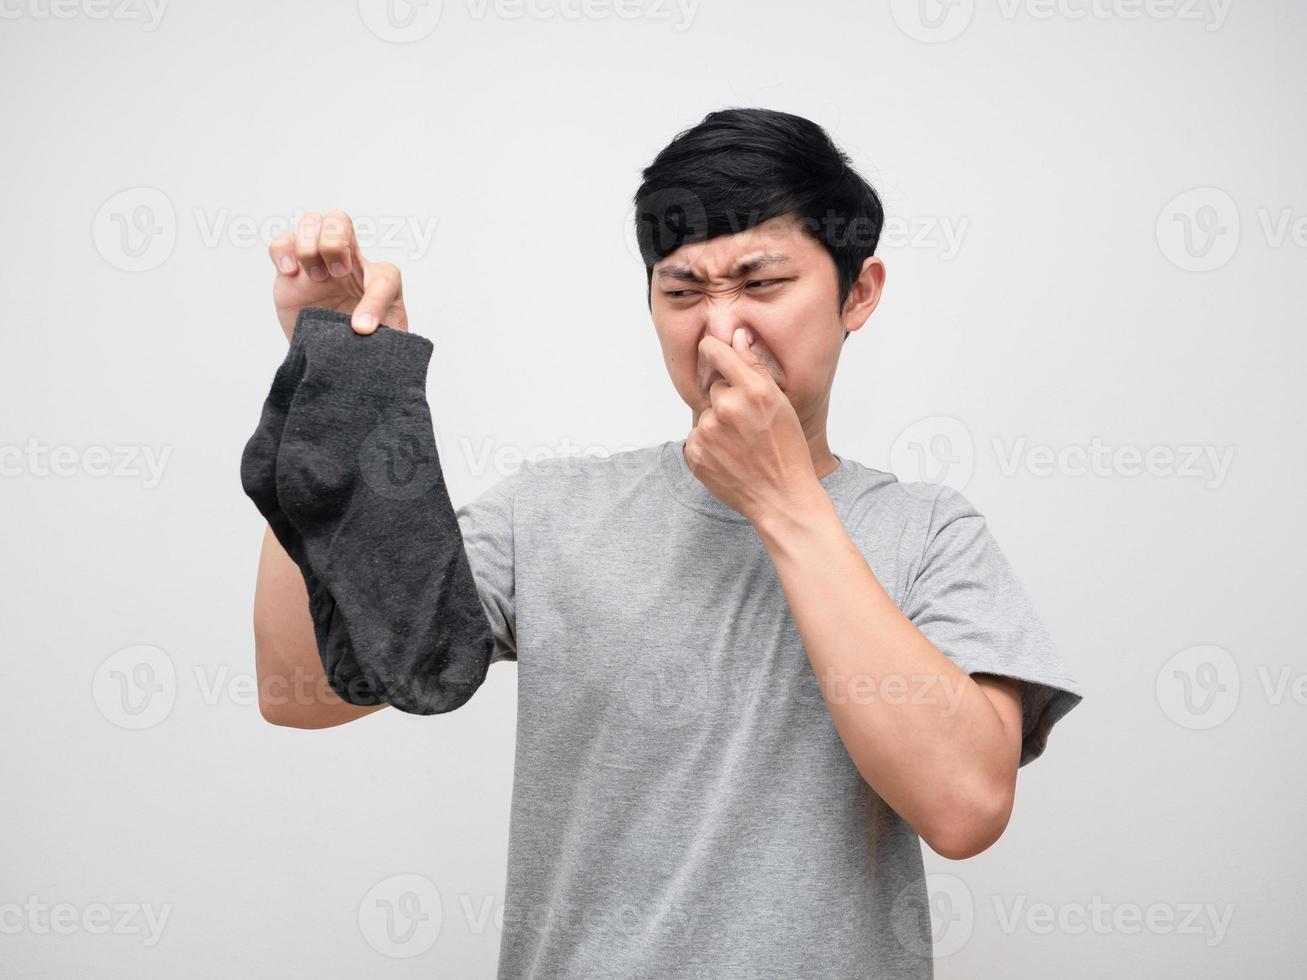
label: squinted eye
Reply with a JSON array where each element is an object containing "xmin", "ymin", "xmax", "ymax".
[{"xmin": 665, "ymin": 279, "xmax": 787, "ymax": 299}]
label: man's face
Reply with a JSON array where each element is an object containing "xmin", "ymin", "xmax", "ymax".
[{"xmin": 649, "ymin": 212, "xmax": 850, "ymax": 428}]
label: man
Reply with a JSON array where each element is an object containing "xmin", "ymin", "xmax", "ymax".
[{"xmin": 252, "ymin": 107, "xmax": 1083, "ymax": 978}]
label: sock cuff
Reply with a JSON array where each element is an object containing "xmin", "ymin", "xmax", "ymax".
[{"xmin": 291, "ymin": 306, "xmax": 434, "ymax": 395}]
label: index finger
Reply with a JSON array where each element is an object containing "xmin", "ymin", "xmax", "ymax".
[{"xmin": 699, "ymin": 332, "xmax": 755, "ymax": 388}]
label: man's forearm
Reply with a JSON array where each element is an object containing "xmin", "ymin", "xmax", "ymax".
[
  {"xmin": 753, "ymin": 486, "xmax": 1017, "ymax": 856},
  {"xmin": 253, "ymin": 526, "xmax": 387, "ymax": 728}
]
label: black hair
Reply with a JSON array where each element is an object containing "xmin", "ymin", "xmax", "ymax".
[{"xmin": 633, "ymin": 107, "xmax": 884, "ymax": 341}]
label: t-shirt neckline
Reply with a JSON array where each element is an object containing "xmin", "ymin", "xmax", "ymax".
[{"xmin": 658, "ymin": 436, "xmax": 855, "ymax": 524}]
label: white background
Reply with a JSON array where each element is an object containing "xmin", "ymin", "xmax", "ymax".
[{"xmin": 2, "ymin": 0, "xmax": 1303, "ymax": 976}]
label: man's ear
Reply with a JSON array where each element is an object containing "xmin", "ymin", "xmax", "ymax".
[{"xmin": 842, "ymin": 256, "xmax": 886, "ymax": 336}]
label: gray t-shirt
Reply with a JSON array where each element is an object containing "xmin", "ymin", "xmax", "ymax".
[{"xmin": 455, "ymin": 437, "xmax": 1083, "ymax": 979}]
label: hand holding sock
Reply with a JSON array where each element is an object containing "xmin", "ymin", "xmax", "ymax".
[{"xmin": 240, "ymin": 307, "xmax": 494, "ymax": 714}]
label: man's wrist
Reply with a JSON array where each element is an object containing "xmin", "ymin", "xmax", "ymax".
[{"xmin": 751, "ymin": 478, "xmax": 837, "ymax": 551}]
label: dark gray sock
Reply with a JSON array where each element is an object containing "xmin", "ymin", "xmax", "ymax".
[
  {"xmin": 239, "ymin": 311, "xmax": 383, "ymax": 705},
  {"xmin": 271, "ymin": 307, "xmax": 494, "ymax": 714}
]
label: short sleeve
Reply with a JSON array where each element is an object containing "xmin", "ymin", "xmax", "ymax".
[
  {"xmin": 901, "ymin": 486, "xmax": 1083, "ymax": 767},
  {"xmin": 455, "ymin": 474, "xmax": 519, "ymax": 666}
]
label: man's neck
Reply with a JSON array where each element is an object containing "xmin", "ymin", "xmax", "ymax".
[
  {"xmin": 793, "ymin": 416, "xmax": 839, "ymax": 479},
  {"xmin": 809, "ymin": 439, "xmax": 840, "ymax": 480}
]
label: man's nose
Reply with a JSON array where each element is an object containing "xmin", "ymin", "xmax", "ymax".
[{"xmin": 700, "ymin": 294, "xmax": 748, "ymax": 346}]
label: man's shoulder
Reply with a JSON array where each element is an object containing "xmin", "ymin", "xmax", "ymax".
[{"xmin": 835, "ymin": 458, "xmax": 984, "ymax": 533}]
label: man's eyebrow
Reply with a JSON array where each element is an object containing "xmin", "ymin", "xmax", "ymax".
[{"xmin": 654, "ymin": 253, "xmax": 793, "ymax": 283}]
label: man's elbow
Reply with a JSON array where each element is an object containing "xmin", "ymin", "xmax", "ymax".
[
  {"xmin": 253, "ymin": 641, "xmax": 317, "ymax": 728},
  {"xmin": 254, "ymin": 641, "xmax": 387, "ymax": 729},
  {"xmin": 259, "ymin": 695, "xmax": 308, "ymax": 728},
  {"xmin": 257, "ymin": 678, "xmax": 308, "ymax": 728},
  {"xmin": 921, "ymin": 782, "xmax": 1015, "ymax": 860},
  {"xmin": 257, "ymin": 690, "xmax": 350, "ymax": 729}
]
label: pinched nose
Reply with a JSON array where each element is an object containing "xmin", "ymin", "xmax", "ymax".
[
  {"xmin": 700, "ymin": 328, "xmax": 764, "ymax": 392},
  {"xmin": 698, "ymin": 293, "xmax": 754, "ymax": 343}
]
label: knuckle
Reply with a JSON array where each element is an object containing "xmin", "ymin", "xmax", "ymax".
[
  {"xmin": 323, "ymin": 208, "xmax": 353, "ymax": 228},
  {"xmin": 370, "ymin": 263, "xmax": 402, "ymax": 290},
  {"xmin": 319, "ymin": 211, "xmax": 352, "ymax": 242}
]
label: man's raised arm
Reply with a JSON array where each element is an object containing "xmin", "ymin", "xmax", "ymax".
[{"xmin": 249, "ymin": 209, "xmax": 410, "ymax": 728}]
